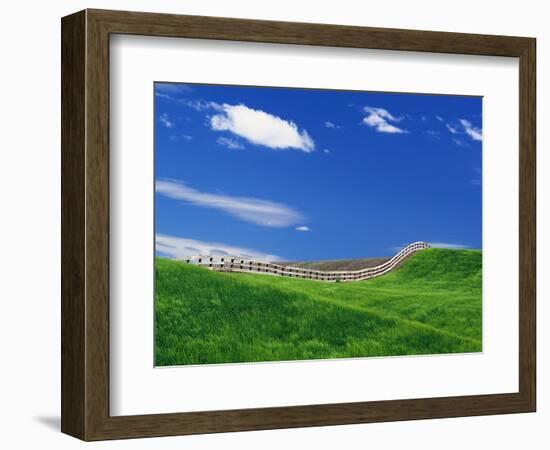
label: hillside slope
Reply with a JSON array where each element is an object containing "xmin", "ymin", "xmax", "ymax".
[{"xmin": 155, "ymin": 249, "xmax": 482, "ymax": 366}]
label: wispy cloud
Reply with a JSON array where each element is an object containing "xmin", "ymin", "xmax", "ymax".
[
  {"xmin": 452, "ymin": 138, "xmax": 468, "ymax": 147},
  {"xmin": 210, "ymin": 104, "xmax": 315, "ymax": 152},
  {"xmin": 156, "ymin": 92, "xmax": 173, "ymax": 100},
  {"xmin": 216, "ymin": 136, "xmax": 244, "ymax": 150},
  {"xmin": 295, "ymin": 226, "xmax": 311, "ymax": 232},
  {"xmin": 156, "ymin": 234, "xmax": 282, "ymax": 261},
  {"xmin": 446, "ymin": 123, "xmax": 459, "ymax": 134},
  {"xmin": 324, "ymin": 121, "xmax": 341, "ymax": 129},
  {"xmin": 159, "ymin": 113, "xmax": 174, "ymax": 128},
  {"xmin": 428, "ymin": 242, "xmax": 469, "ymax": 249},
  {"xmin": 362, "ymin": 106, "xmax": 407, "ymax": 134},
  {"xmin": 180, "ymin": 99, "xmax": 222, "ymax": 112},
  {"xmin": 156, "ymin": 179, "xmax": 305, "ymax": 228},
  {"xmin": 156, "ymin": 83, "xmax": 194, "ymax": 97},
  {"xmin": 323, "ymin": 149, "xmax": 331, "ymax": 154},
  {"xmin": 424, "ymin": 130, "xmax": 440, "ymax": 139},
  {"xmin": 435, "ymin": 115, "xmax": 444, "ymax": 122},
  {"xmin": 460, "ymin": 119, "xmax": 482, "ymax": 141},
  {"xmin": 169, "ymin": 133, "xmax": 193, "ymax": 142}
]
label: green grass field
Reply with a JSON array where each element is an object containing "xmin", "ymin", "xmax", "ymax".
[{"xmin": 155, "ymin": 248, "xmax": 482, "ymax": 366}]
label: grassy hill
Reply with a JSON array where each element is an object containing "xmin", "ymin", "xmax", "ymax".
[{"xmin": 155, "ymin": 249, "xmax": 482, "ymax": 366}]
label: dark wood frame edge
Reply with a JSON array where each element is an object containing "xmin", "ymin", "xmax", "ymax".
[{"xmin": 61, "ymin": 9, "xmax": 536, "ymax": 441}]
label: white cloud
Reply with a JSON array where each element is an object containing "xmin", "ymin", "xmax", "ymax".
[
  {"xmin": 323, "ymin": 149, "xmax": 331, "ymax": 154},
  {"xmin": 460, "ymin": 119, "xmax": 483, "ymax": 141},
  {"xmin": 216, "ymin": 136, "xmax": 244, "ymax": 150},
  {"xmin": 324, "ymin": 121, "xmax": 341, "ymax": 129},
  {"xmin": 362, "ymin": 106, "xmax": 407, "ymax": 134},
  {"xmin": 156, "ymin": 179, "xmax": 305, "ymax": 228},
  {"xmin": 446, "ymin": 123, "xmax": 459, "ymax": 134},
  {"xmin": 210, "ymin": 104, "xmax": 315, "ymax": 152},
  {"xmin": 159, "ymin": 113, "xmax": 174, "ymax": 128},
  {"xmin": 295, "ymin": 226, "xmax": 311, "ymax": 232},
  {"xmin": 156, "ymin": 234, "xmax": 282, "ymax": 261},
  {"xmin": 428, "ymin": 242, "xmax": 469, "ymax": 249},
  {"xmin": 436, "ymin": 115, "xmax": 444, "ymax": 122}
]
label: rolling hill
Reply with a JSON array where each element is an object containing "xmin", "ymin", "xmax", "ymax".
[{"xmin": 155, "ymin": 248, "xmax": 482, "ymax": 366}]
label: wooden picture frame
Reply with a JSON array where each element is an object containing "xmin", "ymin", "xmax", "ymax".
[{"xmin": 61, "ymin": 9, "xmax": 536, "ymax": 441}]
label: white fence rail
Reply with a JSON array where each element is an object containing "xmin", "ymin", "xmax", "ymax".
[{"xmin": 179, "ymin": 241, "xmax": 430, "ymax": 283}]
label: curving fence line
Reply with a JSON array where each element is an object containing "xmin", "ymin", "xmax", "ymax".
[{"xmin": 180, "ymin": 241, "xmax": 430, "ymax": 283}]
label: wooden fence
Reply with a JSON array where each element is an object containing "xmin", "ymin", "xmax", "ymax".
[{"xmin": 180, "ymin": 241, "xmax": 430, "ymax": 283}]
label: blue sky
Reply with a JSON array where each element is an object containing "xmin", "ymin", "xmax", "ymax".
[{"xmin": 155, "ymin": 82, "xmax": 482, "ymax": 262}]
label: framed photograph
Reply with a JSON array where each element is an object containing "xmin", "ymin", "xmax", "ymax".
[{"xmin": 61, "ymin": 9, "xmax": 536, "ymax": 440}]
